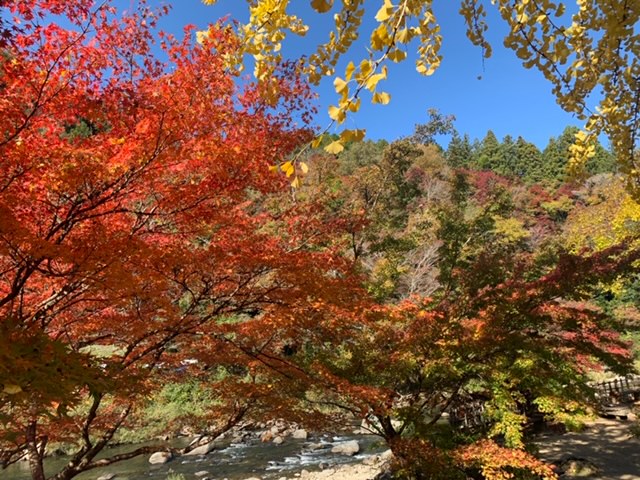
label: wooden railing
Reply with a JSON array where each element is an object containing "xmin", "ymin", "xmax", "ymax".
[
  {"xmin": 591, "ymin": 374, "xmax": 640, "ymax": 402},
  {"xmin": 448, "ymin": 375, "xmax": 640, "ymax": 429}
]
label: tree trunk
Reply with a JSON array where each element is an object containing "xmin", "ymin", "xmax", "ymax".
[{"xmin": 25, "ymin": 421, "xmax": 45, "ymax": 480}]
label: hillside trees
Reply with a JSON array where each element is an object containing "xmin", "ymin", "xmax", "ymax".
[
  {"xmin": 0, "ymin": 2, "xmax": 364, "ymax": 479},
  {"xmin": 201, "ymin": 0, "xmax": 640, "ymax": 192},
  {"xmin": 282, "ymin": 144, "xmax": 640, "ymax": 478},
  {"xmin": 443, "ymin": 126, "xmax": 612, "ymax": 185}
]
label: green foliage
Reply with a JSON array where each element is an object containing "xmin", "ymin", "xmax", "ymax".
[
  {"xmin": 336, "ymin": 139, "xmax": 386, "ymax": 175},
  {"xmin": 115, "ymin": 381, "xmax": 217, "ymax": 443},
  {"xmin": 445, "ymin": 132, "xmax": 474, "ymax": 168},
  {"xmin": 444, "ymin": 125, "xmax": 614, "ymax": 185},
  {"xmin": 165, "ymin": 472, "xmax": 186, "ymax": 480},
  {"xmin": 410, "ymin": 109, "xmax": 456, "ymax": 146}
]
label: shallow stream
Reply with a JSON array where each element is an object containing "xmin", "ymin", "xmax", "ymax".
[{"xmin": 4, "ymin": 434, "xmax": 384, "ymax": 480}]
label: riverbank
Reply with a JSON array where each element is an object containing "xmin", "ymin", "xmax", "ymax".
[
  {"xmin": 274, "ymin": 462, "xmax": 383, "ymax": 480},
  {"xmin": 275, "ymin": 417, "xmax": 640, "ymax": 480}
]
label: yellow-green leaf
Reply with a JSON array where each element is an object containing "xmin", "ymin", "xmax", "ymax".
[{"xmin": 324, "ymin": 140, "xmax": 345, "ymax": 154}]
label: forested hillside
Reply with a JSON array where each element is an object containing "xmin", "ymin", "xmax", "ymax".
[{"xmin": 446, "ymin": 127, "xmax": 616, "ymax": 184}]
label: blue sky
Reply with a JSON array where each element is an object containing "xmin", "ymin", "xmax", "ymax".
[{"xmin": 120, "ymin": 1, "xmax": 585, "ymax": 149}]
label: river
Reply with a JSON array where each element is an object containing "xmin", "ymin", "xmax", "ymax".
[{"xmin": 3, "ymin": 434, "xmax": 385, "ymax": 480}]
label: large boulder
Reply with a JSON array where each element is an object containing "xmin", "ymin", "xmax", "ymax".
[
  {"xmin": 96, "ymin": 475, "xmax": 116, "ymax": 480},
  {"xmin": 380, "ymin": 449, "xmax": 394, "ymax": 462},
  {"xmin": 331, "ymin": 440, "xmax": 360, "ymax": 456},
  {"xmin": 148, "ymin": 451, "xmax": 173, "ymax": 464},
  {"xmin": 292, "ymin": 429, "xmax": 308, "ymax": 440},
  {"xmin": 185, "ymin": 441, "xmax": 215, "ymax": 456}
]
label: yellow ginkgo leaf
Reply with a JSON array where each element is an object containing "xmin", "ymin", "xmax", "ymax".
[
  {"xmin": 340, "ymin": 129, "xmax": 366, "ymax": 143},
  {"xmin": 365, "ymin": 72, "xmax": 386, "ymax": 92},
  {"xmin": 291, "ymin": 176, "xmax": 302, "ymax": 188},
  {"xmin": 333, "ymin": 76, "xmax": 348, "ymax": 95},
  {"xmin": 388, "ymin": 49, "xmax": 407, "ymax": 62},
  {"xmin": 396, "ymin": 27, "xmax": 411, "ymax": 43},
  {"xmin": 324, "ymin": 140, "xmax": 345, "ymax": 154},
  {"xmin": 373, "ymin": 91, "xmax": 391, "ymax": 104},
  {"xmin": 375, "ymin": 0, "xmax": 394, "ymax": 22},
  {"xmin": 280, "ymin": 161, "xmax": 295, "ymax": 177},
  {"xmin": 328, "ymin": 105, "xmax": 346, "ymax": 123},
  {"xmin": 299, "ymin": 162, "xmax": 309, "ymax": 174},
  {"xmin": 345, "ymin": 61, "xmax": 355, "ymax": 81},
  {"xmin": 311, "ymin": 135, "xmax": 324, "ymax": 148},
  {"xmin": 311, "ymin": 0, "xmax": 333, "ymax": 13}
]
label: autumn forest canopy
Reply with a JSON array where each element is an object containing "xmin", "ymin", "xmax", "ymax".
[{"xmin": 2, "ymin": 1, "xmax": 640, "ymax": 480}]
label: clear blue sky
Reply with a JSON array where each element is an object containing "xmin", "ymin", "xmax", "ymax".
[{"xmin": 120, "ymin": 0, "xmax": 585, "ymax": 149}]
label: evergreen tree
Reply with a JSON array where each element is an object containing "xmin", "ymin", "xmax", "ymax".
[
  {"xmin": 540, "ymin": 126, "xmax": 579, "ymax": 184},
  {"xmin": 445, "ymin": 132, "xmax": 473, "ymax": 168},
  {"xmin": 494, "ymin": 134, "xmax": 516, "ymax": 176},
  {"xmin": 476, "ymin": 130, "xmax": 501, "ymax": 171},
  {"xmin": 514, "ymin": 136, "xmax": 543, "ymax": 182},
  {"xmin": 586, "ymin": 142, "xmax": 617, "ymax": 175}
]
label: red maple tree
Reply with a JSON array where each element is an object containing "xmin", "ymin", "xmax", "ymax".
[{"xmin": 0, "ymin": 2, "xmax": 363, "ymax": 479}]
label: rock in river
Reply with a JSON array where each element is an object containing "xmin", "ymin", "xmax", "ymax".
[
  {"xmin": 148, "ymin": 451, "xmax": 173, "ymax": 464},
  {"xmin": 330, "ymin": 440, "xmax": 360, "ymax": 456},
  {"xmin": 185, "ymin": 441, "xmax": 215, "ymax": 456}
]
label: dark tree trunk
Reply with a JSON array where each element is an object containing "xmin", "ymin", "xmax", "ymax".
[{"xmin": 25, "ymin": 421, "xmax": 46, "ymax": 480}]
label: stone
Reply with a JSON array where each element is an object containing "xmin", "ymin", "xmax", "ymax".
[
  {"xmin": 194, "ymin": 471, "xmax": 210, "ymax": 477},
  {"xmin": 185, "ymin": 441, "xmax": 215, "ymax": 456},
  {"xmin": 260, "ymin": 431, "xmax": 273, "ymax": 442},
  {"xmin": 148, "ymin": 451, "xmax": 173, "ymax": 464},
  {"xmin": 189, "ymin": 435, "xmax": 210, "ymax": 447},
  {"xmin": 330, "ymin": 440, "xmax": 360, "ymax": 456},
  {"xmin": 292, "ymin": 429, "xmax": 308, "ymax": 440},
  {"xmin": 380, "ymin": 449, "xmax": 394, "ymax": 462},
  {"xmin": 558, "ymin": 457, "xmax": 600, "ymax": 477},
  {"xmin": 273, "ymin": 436, "xmax": 284, "ymax": 445},
  {"xmin": 307, "ymin": 442, "xmax": 327, "ymax": 451},
  {"xmin": 97, "ymin": 475, "xmax": 116, "ymax": 480},
  {"xmin": 363, "ymin": 455, "xmax": 379, "ymax": 465}
]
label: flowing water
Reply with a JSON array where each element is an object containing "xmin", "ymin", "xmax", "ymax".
[{"xmin": 3, "ymin": 434, "xmax": 385, "ymax": 480}]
